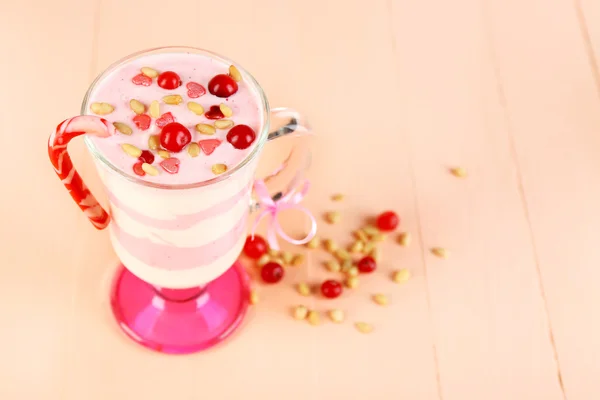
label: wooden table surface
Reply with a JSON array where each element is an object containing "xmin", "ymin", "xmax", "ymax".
[{"xmin": 2, "ymin": 0, "xmax": 600, "ymax": 399}]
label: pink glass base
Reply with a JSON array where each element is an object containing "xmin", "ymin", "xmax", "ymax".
[{"xmin": 110, "ymin": 261, "xmax": 250, "ymax": 354}]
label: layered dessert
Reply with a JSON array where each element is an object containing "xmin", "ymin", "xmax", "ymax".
[{"xmin": 83, "ymin": 51, "xmax": 266, "ymax": 288}]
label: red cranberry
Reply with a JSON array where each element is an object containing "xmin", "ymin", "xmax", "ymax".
[
  {"xmin": 138, "ymin": 150, "xmax": 155, "ymax": 164},
  {"xmin": 157, "ymin": 71, "xmax": 182, "ymax": 90},
  {"xmin": 357, "ymin": 256, "xmax": 377, "ymax": 274},
  {"xmin": 132, "ymin": 161, "xmax": 145, "ymax": 176},
  {"xmin": 227, "ymin": 124, "xmax": 256, "ymax": 150},
  {"xmin": 321, "ymin": 280, "xmax": 343, "ymax": 298},
  {"xmin": 160, "ymin": 122, "xmax": 191, "ymax": 153},
  {"xmin": 243, "ymin": 235, "xmax": 268, "ymax": 259},
  {"xmin": 204, "ymin": 105, "xmax": 225, "ymax": 120},
  {"xmin": 208, "ymin": 74, "xmax": 238, "ymax": 97},
  {"xmin": 376, "ymin": 211, "xmax": 400, "ymax": 231},
  {"xmin": 261, "ymin": 262, "xmax": 284, "ymax": 284}
]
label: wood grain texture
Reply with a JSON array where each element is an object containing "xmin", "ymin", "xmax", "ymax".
[{"xmin": 0, "ymin": 0, "xmax": 599, "ymax": 398}]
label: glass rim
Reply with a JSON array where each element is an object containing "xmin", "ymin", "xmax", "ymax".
[{"xmin": 82, "ymin": 46, "xmax": 270, "ymax": 190}]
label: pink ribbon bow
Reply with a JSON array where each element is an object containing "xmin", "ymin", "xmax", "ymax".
[{"xmin": 251, "ymin": 179, "xmax": 317, "ymax": 250}]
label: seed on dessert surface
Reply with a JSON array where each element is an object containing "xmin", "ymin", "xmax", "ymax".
[
  {"xmin": 149, "ymin": 100, "xmax": 160, "ymax": 118},
  {"xmin": 397, "ymin": 232, "xmax": 411, "ymax": 247},
  {"xmin": 297, "ymin": 282, "xmax": 311, "ymax": 296},
  {"xmin": 371, "ymin": 232, "xmax": 387, "ymax": 242},
  {"xmin": 325, "ymin": 211, "xmax": 341, "ymax": 224},
  {"xmin": 214, "ymin": 119, "xmax": 234, "ymax": 129},
  {"xmin": 354, "ymin": 230, "xmax": 369, "ymax": 242},
  {"xmin": 291, "ymin": 254, "xmax": 305, "ymax": 267},
  {"xmin": 121, "ymin": 143, "xmax": 142, "ymax": 158},
  {"xmin": 90, "ymin": 102, "xmax": 114, "ymax": 115},
  {"xmin": 249, "ymin": 289, "xmax": 259, "ymax": 305},
  {"xmin": 163, "ymin": 94, "xmax": 183, "ymax": 105},
  {"xmin": 349, "ymin": 240, "xmax": 364, "ymax": 253},
  {"xmin": 157, "ymin": 150, "xmax": 170, "ymax": 159},
  {"xmin": 328, "ymin": 309, "xmax": 345, "ymax": 323},
  {"xmin": 325, "ymin": 259, "xmax": 341, "ymax": 272},
  {"xmin": 450, "ymin": 167, "xmax": 467, "ymax": 178},
  {"xmin": 219, "ymin": 103, "xmax": 233, "ymax": 118},
  {"xmin": 196, "ymin": 123, "xmax": 216, "ymax": 135},
  {"xmin": 346, "ymin": 266, "xmax": 359, "ymax": 277},
  {"xmin": 372, "ymin": 293, "xmax": 389, "ymax": 306},
  {"xmin": 331, "ymin": 193, "xmax": 344, "ymax": 201},
  {"xmin": 393, "ymin": 269, "xmax": 411, "ymax": 283},
  {"xmin": 369, "ymin": 247, "xmax": 381, "ymax": 262},
  {"xmin": 187, "ymin": 101, "xmax": 204, "ymax": 116},
  {"xmin": 229, "ymin": 65, "xmax": 242, "ymax": 82},
  {"xmin": 257, "ymin": 254, "xmax": 271, "ymax": 267},
  {"xmin": 293, "ymin": 305, "xmax": 309, "ymax": 320},
  {"xmin": 431, "ymin": 247, "xmax": 448, "ymax": 259},
  {"xmin": 355, "ymin": 322, "xmax": 373, "ymax": 334},
  {"xmin": 335, "ymin": 248, "xmax": 351, "ymax": 262},
  {"xmin": 281, "ymin": 251, "xmax": 293, "ymax": 265},
  {"xmin": 363, "ymin": 225, "xmax": 380, "ymax": 237},
  {"xmin": 341, "ymin": 259, "xmax": 353, "ymax": 272},
  {"xmin": 129, "ymin": 99, "xmax": 145, "ymax": 115},
  {"xmin": 345, "ymin": 276, "xmax": 359, "ymax": 289},
  {"xmin": 141, "ymin": 162, "xmax": 159, "ymax": 176},
  {"xmin": 187, "ymin": 142, "xmax": 200, "ymax": 157},
  {"xmin": 113, "ymin": 122, "xmax": 132, "ymax": 135},
  {"xmin": 148, "ymin": 135, "xmax": 160, "ymax": 150},
  {"xmin": 307, "ymin": 310, "xmax": 320, "ymax": 325},
  {"xmin": 141, "ymin": 66, "xmax": 159, "ymax": 78},
  {"xmin": 307, "ymin": 236, "xmax": 320, "ymax": 249},
  {"xmin": 211, "ymin": 163, "xmax": 227, "ymax": 175},
  {"xmin": 323, "ymin": 239, "xmax": 338, "ymax": 253},
  {"xmin": 363, "ymin": 241, "xmax": 375, "ymax": 255}
]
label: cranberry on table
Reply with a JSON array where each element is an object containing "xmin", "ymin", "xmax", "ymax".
[
  {"xmin": 160, "ymin": 122, "xmax": 192, "ymax": 153},
  {"xmin": 157, "ymin": 71, "xmax": 182, "ymax": 90},
  {"xmin": 357, "ymin": 256, "xmax": 377, "ymax": 274},
  {"xmin": 208, "ymin": 74, "xmax": 238, "ymax": 97},
  {"xmin": 376, "ymin": 210, "xmax": 400, "ymax": 231},
  {"xmin": 138, "ymin": 150, "xmax": 155, "ymax": 164},
  {"xmin": 227, "ymin": 124, "xmax": 256, "ymax": 150},
  {"xmin": 243, "ymin": 235, "xmax": 268, "ymax": 259},
  {"xmin": 321, "ymin": 280, "xmax": 343, "ymax": 299},
  {"xmin": 261, "ymin": 262, "xmax": 284, "ymax": 284}
]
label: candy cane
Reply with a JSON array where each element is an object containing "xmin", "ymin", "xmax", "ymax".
[{"xmin": 48, "ymin": 116, "xmax": 116, "ymax": 229}]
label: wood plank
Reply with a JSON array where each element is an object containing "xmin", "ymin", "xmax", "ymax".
[
  {"xmin": 0, "ymin": 0, "xmax": 97, "ymax": 398},
  {"xmin": 391, "ymin": 0, "xmax": 564, "ymax": 398},
  {"xmin": 486, "ymin": 0, "xmax": 600, "ymax": 398}
]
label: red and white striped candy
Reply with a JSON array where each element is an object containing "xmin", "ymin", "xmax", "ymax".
[{"xmin": 48, "ymin": 116, "xmax": 116, "ymax": 229}]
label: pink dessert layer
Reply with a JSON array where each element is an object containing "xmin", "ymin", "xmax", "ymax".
[{"xmin": 86, "ymin": 51, "xmax": 263, "ymax": 184}]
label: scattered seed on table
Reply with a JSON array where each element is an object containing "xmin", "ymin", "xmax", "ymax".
[
  {"xmin": 297, "ymin": 282, "xmax": 311, "ymax": 296},
  {"xmin": 325, "ymin": 259, "xmax": 341, "ymax": 272},
  {"xmin": 307, "ymin": 236, "xmax": 321, "ymax": 249},
  {"xmin": 281, "ymin": 251, "xmax": 293, "ymax": 265},
  {"xmin": 369, "ymin": 247, "xmax": 381, "ymax": 262},
  {"xmin": 307, "ymin": 310, "xmax": 321, "ymax": 326},
  {"xmin": 346, "ymin": 266, "xmax": 359, "ymax": 277},
  {"xmin": 341, "ymin": 259, "xmax": 353, "ymax": 272},
  {"xmin": 257, "ymin": 254, "xmax": 271, "ymax": 267},
  {"xmin": 294, "ymin": 305, "xmax": 309, "ymax": 320},
  {"xmin": 291, "ymin": 254, "xmax": 305, "ymax": 267},
  {"xmin": 335, "ymin": 248, "xmax": 351, "ymax": 262},
  {"xmin": 363, "ymin": 241, "xmax": 376, "ymax": 255},
  {"xmin": 325, "ymin": 211, "xmax": 341, "ymax": 224},
  {"xmin": 397, "ymin": 232, "xmax": 411, "ymax": 247},
  {"xmin": 372, "ymin": 293, "xmax": 389, "ymax": 306},
  {"xmin": 355, "ymin": 322, "xmax": 373, "ymax": 334},
  {"xmin": 249, "ymin": 289, "xmax": 259, "ymax": 305},
  {"xmin": 363, "ymin": 225, "xmax": 380, "ymax": 236},
  {"xmin": 268, "ymin": 248, "xmax": 280, "ymax": 257},
  {"xmin": 331, "ymin": 193, "xmax": 344, "ymax": 202},
  {"xmin": 349, "ymin": 240, "xmax": 364, "ymax": 253},
  {"xmin": 346, "ymin": 276, "xmax": 359, "ymax": 289},
  {"xmin": 354, "ymin": 230, "xmax": 369, "ymax": 242},
  {"xmin": 371, "ymin": 232, "xmax": 387, "ymax": 242},
  {"xmin": 450, "ymin": 167, "xmax": 467, "ymax": 178},
  {"xmin": 324, "ymin": 239, "xmax": 338, "ymax": 253},
  {"xmin": 328, "ymin": 309, "xmax": 345, "ymax": 323},
  {"xmin": 431, "ymin": 247, "xmax": 448, "ymax": 259},
  {"xmin": 393, "ymin": 269, "xmax": 411, "ymax": 283}
]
